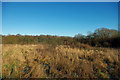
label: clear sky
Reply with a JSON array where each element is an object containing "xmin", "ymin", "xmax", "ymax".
[
  {"xmin": 2, "ymin": 2, "xmax": 118, "ymax": 37},
  {"xmin": 2, "ymin": 0, "xmax": 120, "ymax": 2}
]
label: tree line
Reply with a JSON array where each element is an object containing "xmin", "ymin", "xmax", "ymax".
[
  {"xmin": 74, "ymin": 28, "xmax": 120, "ymax": 48},
  {"xmin": 1, "ymin": 34, "xmax": 73, "ymax": 46},
  {"xmin": 1, "ymin": 28, "xmax": 120, "ymax": 48}
]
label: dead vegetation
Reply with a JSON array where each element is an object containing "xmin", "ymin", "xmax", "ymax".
[{"xmin": 2, "ymin": 44, "xmax": 119, "ymax": 79}]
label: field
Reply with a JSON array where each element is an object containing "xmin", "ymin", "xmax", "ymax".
[{"xmin": 2, "ymin": 44, "xmax": 119, "ymax": 78}]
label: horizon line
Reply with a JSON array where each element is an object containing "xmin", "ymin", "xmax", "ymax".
[{"xmin": 1, "ymin": 34, "xmax": 76, "ymax": 37}]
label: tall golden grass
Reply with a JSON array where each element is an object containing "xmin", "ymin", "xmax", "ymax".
[{"xmin": 2, "ymin": 44, "xmax": 119, "ymax": 78}]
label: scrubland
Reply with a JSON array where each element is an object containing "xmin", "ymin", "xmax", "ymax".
[{"xmin": 2, "ymin": 44, "xmax": 119, "ymax": 79}]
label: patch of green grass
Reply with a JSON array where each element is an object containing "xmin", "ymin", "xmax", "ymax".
[
  {"xmin": 3, "ymin": 64, "xmax": 15, "ymax": 76},
  {"xmin": 3, "ymin": 64, "xmax": 15, "ymax": 69}
]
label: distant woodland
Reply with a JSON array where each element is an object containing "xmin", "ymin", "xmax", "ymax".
[{"xmin": 1, "ymin": 28, "xmax": 120, "ymax": 48}]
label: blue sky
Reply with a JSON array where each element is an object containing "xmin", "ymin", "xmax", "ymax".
[
  {"xmin": 2, "ymin": 2, "xmax": 118, "ymax": 37},
  {"xmin": 2, "ymin": 0, "xmax": 120, "ymax": 2}
]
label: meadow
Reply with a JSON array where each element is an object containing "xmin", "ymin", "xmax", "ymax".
[
  {"xmin": 1, "ymin": 28, "xmax": 120, "ymax": 79},
  {"xmin": 2, "ymin": 44, "xmax": 119, "ymax": 78}
]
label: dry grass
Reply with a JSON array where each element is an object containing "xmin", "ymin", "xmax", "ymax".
[{"xmin": 2, "ymin": 44, "xmax": 119, "ymax": 79}]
